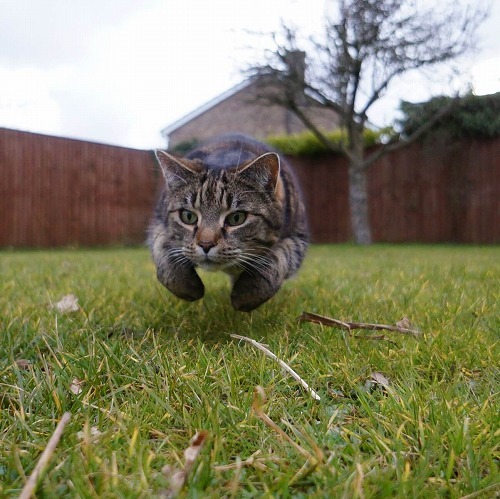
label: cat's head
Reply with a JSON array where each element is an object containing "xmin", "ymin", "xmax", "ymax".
[{"xmin": 153, "ymin": 150, "xmax": 285, "ymax": 273}]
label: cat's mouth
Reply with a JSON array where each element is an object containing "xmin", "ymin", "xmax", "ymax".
[
  {"xmin": 190, "ymin": 247, "xmax": 236, "ymax": 272},
  {"xmin": 197, "ymin": 257, "xmax": 227, "ymax": 272}
]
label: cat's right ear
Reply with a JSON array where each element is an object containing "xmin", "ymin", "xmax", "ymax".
[{"xmin": 155, "ymin": 151, "xmax": 203, "ymax": 188}]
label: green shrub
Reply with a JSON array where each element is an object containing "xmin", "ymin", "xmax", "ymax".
[
  {"xmin": 266, "ymin": 128, "xmax": 385, "ymax": 156},
  {"xmin": 398, "ymin": 92, "xmax": 500, "ymax": 139}
]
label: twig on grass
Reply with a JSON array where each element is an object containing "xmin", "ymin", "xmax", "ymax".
[
  {"xmin": 19, "ymin": 412, "xmax": 71, "ymax": 499},
  {"xmin": 458, "ymin": 483, "xmax": 500, "ymax": 499},
  {"xmin": 230, "ymin": 334, "xmax": 321, "ymax": 401},
  {"xmin": 213, "ymin": 450, "xmax": 282, "ymax": 472},
  {"xmin": 298, "ymin": 312, "xmax": 421, "ymax": 338}
]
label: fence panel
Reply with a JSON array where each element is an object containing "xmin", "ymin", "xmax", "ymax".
[
  {"xmin": 287, "ymin": 137, "xmax": 499, "ymax": 244},
  {"xmin": 0, "ymin": 128, "xmax": 159, "ymax": 247},
  {"xmin": 1, "ymin": 128, "xmax": 498, "ymax": 246}
]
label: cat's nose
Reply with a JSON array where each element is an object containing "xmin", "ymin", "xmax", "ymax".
[{"xmin": 198, "ymin": 241, "xmax": 215, "ymax": 254}]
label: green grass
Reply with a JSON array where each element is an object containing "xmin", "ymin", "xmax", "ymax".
[{"xmin": 0, "ymin": 245, "xmax": 498, "ymax": 498}]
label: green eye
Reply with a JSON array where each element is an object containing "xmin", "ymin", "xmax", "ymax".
[
  {"xmin": 226, "ymin": 211, "xmax": 247, "ymax": 227},
  {"xmin": 179, "ymin": 209, "xmax": 198, "ymax": 225}
]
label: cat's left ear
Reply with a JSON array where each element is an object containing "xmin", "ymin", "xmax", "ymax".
[{"xmin": 236, "ymin": 152, "xmax": 281, "ymax": 193}]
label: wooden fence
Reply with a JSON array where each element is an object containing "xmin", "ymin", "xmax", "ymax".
[
  {"xmin": 291, "ymin": 138, "xmax": 500, "ymax": 243},
  {"xmin": 0, "ymin": 127, "xmax": 498, "ymax": 247},
  {"xmin": 0, "ymin": 128, "xmax": 158, "ymax": 247}
]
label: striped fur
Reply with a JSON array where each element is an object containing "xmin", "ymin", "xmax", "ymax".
[{"xmin": 148, "ymin": 134, "xmax": 308, "ymax": 311}]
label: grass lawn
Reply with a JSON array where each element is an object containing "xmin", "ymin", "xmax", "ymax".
[{"xmin": 0, "ymin": 245, "xmax": 498, "ymax": 497}]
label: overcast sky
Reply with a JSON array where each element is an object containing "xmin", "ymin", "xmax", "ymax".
[{"xmin": 1, "ymin": 0, "xmax": 499, "ymax": 150}]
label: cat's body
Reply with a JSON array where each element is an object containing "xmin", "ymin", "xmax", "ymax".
[{"xmin": 148, "ymin": 134, "xmax": 308, "ymax": 311}]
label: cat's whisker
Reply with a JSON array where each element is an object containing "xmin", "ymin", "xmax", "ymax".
[
  {"xmin": 236, "ymin": 252, "xmax": 274, "ymax": 276},
  {"xmin": 239, "ymin": 248, "xmax": 274, "ymax": 263},
  {"xmin": 243, "ymin": 245, "xmax": 274, "ymax": 254},
  {"xmin": 229, "ymin": 260, "xmax": 259, "ymax": 278},
  {"xmin": 167, "ymin": 248, "xmax": 193, "ymax": 271}
]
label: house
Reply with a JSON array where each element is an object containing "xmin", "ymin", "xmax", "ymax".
[{"xmin": 161, "ymin": 77, "xmax": 340, "ymax": 151}]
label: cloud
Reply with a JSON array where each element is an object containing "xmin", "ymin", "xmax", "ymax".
[
  {"xmin": 0, "ymin": 0, "xmax": 498, "ymax": 149},
  {"xmin": 0, "ymin": 0, "xmax": 327, "ymax": 147},
  {"xmin": 0, "ymin": 67, "xmax": 62, "ymax": 134},
  {"xmin": 471, "ymin": 56, "xmax": 500, "ymax": 95},
  {"xmin": 0, "ymin": 0, "xmax": 145, "ymax": 68}
]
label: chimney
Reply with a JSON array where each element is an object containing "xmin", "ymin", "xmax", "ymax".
[{"xmin": 283, "ymin": 50, "xmax": 306, "ymax": 87}]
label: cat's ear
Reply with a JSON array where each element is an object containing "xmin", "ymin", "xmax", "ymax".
[
  {"xmin": 155, "ymin": 150, "xmax": 203, "ymax": 188},
  {"xmin": 236, "ymin": 152, "xmax": 281, "ymax": 193}
]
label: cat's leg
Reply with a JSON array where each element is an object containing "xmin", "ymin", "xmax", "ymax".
[
  {"xmin": 156, "ymin": 257, "xmax": 204, "ymax": 302},
  {"xmin": 150, "ymin": 227, "xmax": 205, "ymax": 301},
  {"xmin": 231, "ymin": 236, "xmax": 307, "ymax": 311},
  {"xmin": 230, "ymin": 270, "xmax": 281, "ymax": 312}
]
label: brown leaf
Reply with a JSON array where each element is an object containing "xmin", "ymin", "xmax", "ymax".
[
  {"xmin": 160, "ymin": 431, "xmax": 208, "ymax": 498},
  {"xmin": 161, "ymin": 466, "xmax": 186, "ymax": 498},
  {"xmin": 365, "ymin": 371, "xmax": 391, "ymax": 392},
  {"xmin": 184, "ymin": 431, "xmax": 209, "ymax": 471},
  {"xmin": 370, "ymin": 372, "xmax": 390, "ymax": 388},
  {"xmin": 396, "ymin": 316, "xmax": 412, "ymax": 329},
  {"xmin": 76, "ymin": 425, "xmax": 102, "ymax": 441},
  {"xmin": 15, "ymin": 359, "xmax": 32, "ymax": 370},
  {"xmin": 69, "ymin": 378, "xmax": 84, "ymax": 395}
]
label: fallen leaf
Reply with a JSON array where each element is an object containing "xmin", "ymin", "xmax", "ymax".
[
  {"xmin": 70, "ymin": 378, "xmax": 84, "ymax": 395},
  {"xmin": 53, "ymin": 294, "xmax": 79, "ymax": 313},
  {"xmin": 160, "ymin": 431, "xmax": 208, "ymax": 498},
  {"xmin": 184, "ymin": 431, "xmax": 209, "ymax": 468},
  {"xmin": 364, "ymin": 371, "xmax": 391, "ymax": 392},
  {"xmin": 370, "ymin": 372, "xmax": 390, "ymax": 387},
  {"xmin": 76, "ymin": 426, "xmax": 103, "ymax": 441},
  {"xmin": 15, "ymin": 359, "xmax": 32, "ymax": 370},
  {"xmin": 396, "ymin": 317, "xmax": 412, "ymax": 329},
  {"xmin": 161, "ymin": 466, "xmax": 186, "ymax": 498}
]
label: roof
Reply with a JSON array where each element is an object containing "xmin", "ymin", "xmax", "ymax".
[{"xmin": 160, "ymin": 80, "xmax": 252, "ymax": 138}]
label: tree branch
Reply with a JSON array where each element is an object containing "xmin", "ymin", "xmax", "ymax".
[
  {"xmin": 287, "ymin": 101, "xmax": 345, "ymax": 154},
  {"xmin": 361, "ymin": 95, "xmax": 460, "ymax": 169}
]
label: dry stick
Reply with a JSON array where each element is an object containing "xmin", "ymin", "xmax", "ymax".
[
  {"xmin": 230, "ymin": 334, "xmax": 321, "ymax": 401},
  {"xmin": 213, "ymin": 452, "xmax": 281, "ymax": 472},
  {"xmin": 298, "ymin": 312, "xmax": 421, "ymax": 338},
  {"xmin": 459, "ymin": 483, "xmax": 500, "ymax": 499},
  {"xmin": 19, "ymin": 412, "xmax": 71, "ymax": 499}
]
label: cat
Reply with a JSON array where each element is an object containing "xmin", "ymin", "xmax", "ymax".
[{"xmin": 148, "ymin": 134, "xmax": 309, "ymax": 311}]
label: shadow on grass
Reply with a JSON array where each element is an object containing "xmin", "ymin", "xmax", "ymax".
[{"xmin": 142, "ymin": 279, "xmax": 300, "ymax": 345}]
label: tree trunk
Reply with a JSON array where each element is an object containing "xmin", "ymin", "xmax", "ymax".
[
  {"xmin": 347, "ymin": 122, "xmax": 372, "ymax": 245},
  {"xmin": 348, "ymin": 162, "xmax": 372, "ymax": 244}
]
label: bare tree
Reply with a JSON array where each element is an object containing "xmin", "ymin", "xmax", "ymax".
[{"xmin": 247, "ymin": 0, "xmax": 488, "ymax": 244}]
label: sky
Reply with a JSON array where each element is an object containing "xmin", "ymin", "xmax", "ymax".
[{"xmin": 0, "ymin": 0, "xmax": 499, "ymax": 150}]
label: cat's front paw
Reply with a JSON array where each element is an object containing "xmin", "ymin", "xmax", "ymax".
[
  {"xmin": 157, "ymin": 266, "xmax": 204, "ymax": 302},
  {"xmin": 231, "ymin": 272, "xmax": 280, "ymax": 312}
]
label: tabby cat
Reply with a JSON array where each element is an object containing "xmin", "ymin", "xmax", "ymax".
[{"xmin": 148, "ymin": 134, "xmax": 308, "ymax": 311}]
